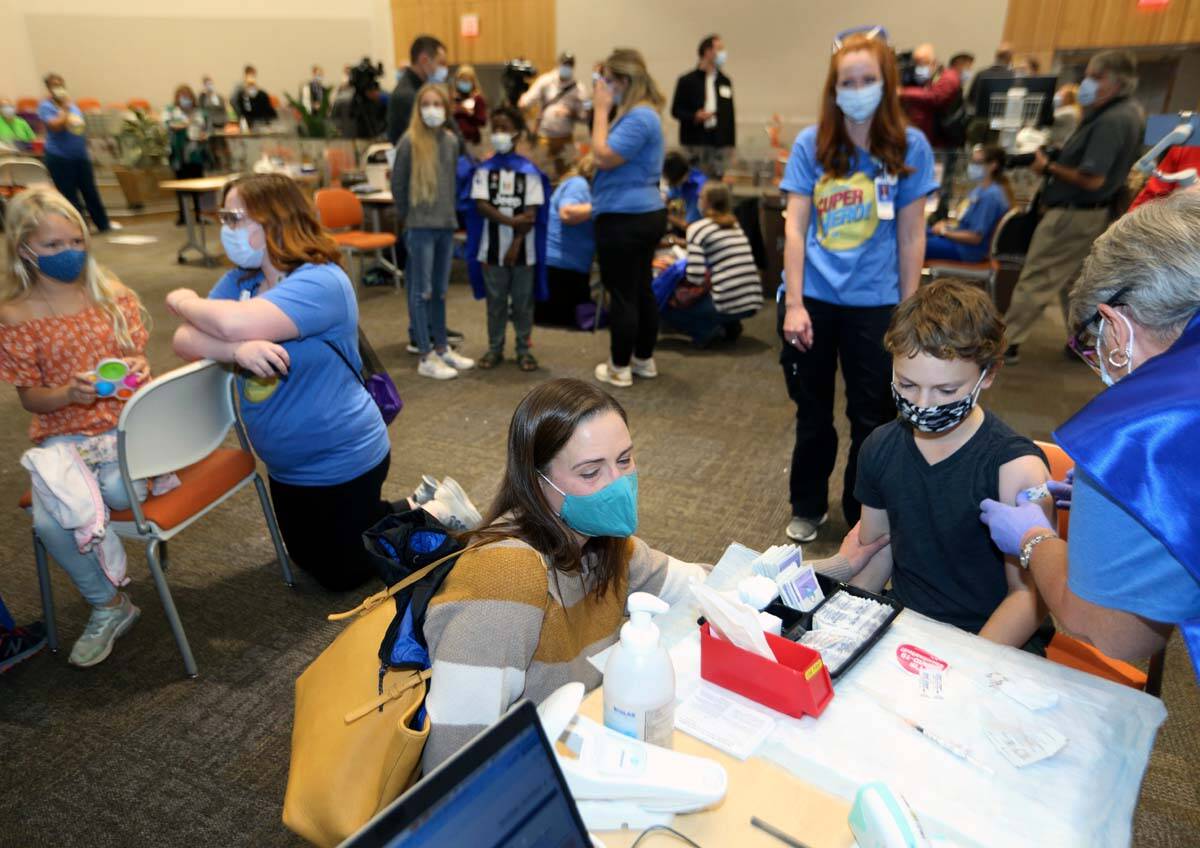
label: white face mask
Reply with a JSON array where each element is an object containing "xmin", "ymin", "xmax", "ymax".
[
  {"xmin": 715, "ymin": 50, "xmax": 728, "ymax": 68},
  {"xmin": 420, "ymin": 105, "xmax": 445, "ymax": 127},
  {"xmin": 1, "ymin": 105, "xmax": 15, "ymax": 119},
  {"xmin": 1096, "ymin": 314, "xmax": 1136, "ymax": 387},
  {"xmin": 51, "ymin": 86, "xmax": 68, "ymax": 100},
  {"xmin": 914, "ymin": 64, "xmax": 933, "ymax": 83},
  {"xmin": 558, "ymin": 65, "xmax": 574, "ymax": 81},
  {"xmin": 491, "ymin": 132, "xmax": 514, "ymax": 153}
]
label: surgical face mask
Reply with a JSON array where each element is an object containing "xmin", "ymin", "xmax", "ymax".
[
  {"xmin": 892, "ymin": 369, "xmax": 988, "ymax": 433},
  {"xmin": 420, "ymin": 105, "xmax": 445, "ymax": 127},
  {"xmin": 1077, "ymin": 76, "xmax": 1100, "ymax": 107},
  {"xmin": 430, "ymin": 65, "xmax": 449, "ymax": 84},
  {"xmin": 1096, "ymin": 315, "xmax": 1135, "ymax": 387},
  {"xmin": 609, "ymin": 82, "xmax": 623, "ymax": 106},
  {"xmin": 836, "ymin": 81, "xmax": 883, "ymax": 124},
  {"xmin": 715, "ymin": 50, "xmax": 728, "ymax": 68},
  {"xmin": 914, "ymin": 64, "xmax": 933, "ymax": 83},
  {"xmin": 490, "ymin": 132, "xmax": 514, "ymax": 154},
  {"xmin": 540, "ymin": 471, "xmax": 639, "ymax": 538},
  {"xmin": 1, "ymin": 105, "xmax": 15, "ymax": 120},
  {"xmin": 967, "ymin": 162, "xmax": 986, "ymax": 181},
  {"xmin": 456, "ymin": 79, "xmax": 473, "ymax": 94},
  {"xmin": 29, "ymin": 248, "xmax": 87, "ymax": 283},
  {"xmin": 220, "ymin": 224, "xmax": 265, "ymax": 269},
  {"xmin": 51, "ymin": 86, "xmax": 68, "ymax": 100},
  {"xmin": 204, "ymin": 81, "xmax": 215, "ymax": 93},
  {"xmin": 315, "ymin": 75, "xmax": 324, "ymax": 84},
  {"xmin": 246, "ymin": 86, "xmax": 259, "ymax": 98},
  {"xmin": 960, "ymin": 69, "xmax": 974, "ymax": 87},
  {"xmin": 1053, "ymin": 93, "xmax": 1064, "ymax": 109},
  {"xmin": 178, "ymin": 96, "xmax": 193, "ymax": 109},
  {"xmin": 395, "ymin": 69, "xmax": 404, "ymax": 83},
  {"xmin": 559, "ymin": 64, "xmax": 574, "ymax": 81}
]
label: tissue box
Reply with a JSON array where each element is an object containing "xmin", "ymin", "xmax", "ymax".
[{"xmin": 699, "ymin": 622, "xmax": 834, "ymax": 719}]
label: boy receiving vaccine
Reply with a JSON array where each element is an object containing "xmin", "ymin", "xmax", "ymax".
[{"xmin": 839, "ymin": 279, "xmax": 1055, "ymax": 651}]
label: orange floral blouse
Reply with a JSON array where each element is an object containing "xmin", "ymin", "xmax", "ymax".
[{"xmin": 0, "ymin": 293, "xmax": 149, "ymax": 444}]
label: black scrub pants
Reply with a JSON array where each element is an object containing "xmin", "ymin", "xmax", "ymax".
[
  {"xmin": 44, "ymin": 153, "xmax": 111, "ymax": 231},
  {"xmin": 777, "ymin": 297, "xmax": 895, "ymax": 526},
  {"xmin": 595, "ymin": 210, "xmax": 667, "ymax": 367}
]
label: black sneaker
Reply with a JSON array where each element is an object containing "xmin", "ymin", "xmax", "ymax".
[
  {"xmin": 446, "ymin": 328, "xmax": 465, "ymax": 343},
  {"xmin": 1004, "ymin": 345, "xmax": 1020, "ymax": 365},
  {"xmin": 408, "ymin": 333, "xmax": 463, "ymax": 354},
  {"xmin": 0, "ymin": 621, "xmax": 48, "ymax": 673}
]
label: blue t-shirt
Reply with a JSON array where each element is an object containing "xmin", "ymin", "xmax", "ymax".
[
  {"xmin": 953, "ymin": 183, "xmax": 1010, "ymax": 262},
  {"xmin": 592, "ymin": 106, "xmax": 665, "ymax": 215},
  {"xmin": 208, "ymin": 263, "xmax": 390, "ymax": 486},
  {"xmin": 37, "ymin": 100, "xmax": 89, "ymax": 160},
  {"xmin": 1068, "ymin": 468, "xmax": 1200, "ymax": 625},
  {"xmin": 547, "ymin": 176, "xmax": 595, "ymax": 274},
  {"xmin": 665, "ymin": 169, "xmax": 707, "ymax": 225},
  {"xmin": 778, "ymin": 125, "xmax": 938, "ymax": 307}
]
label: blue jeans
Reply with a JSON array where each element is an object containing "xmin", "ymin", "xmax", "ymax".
[
  {"xmin": 925, "ymin": 232, "xmax": 984, "ymax": 263},
  {"xmin": 405, "ymin": 227, "xmax": 455, "ymax": 355},
  {"xmin": 31, "ymin": 433, "xmax": 147, "ymax": 608},
  {"xmin": 662, "ymin": 293, "xmax": 751, "ymax": 346}
]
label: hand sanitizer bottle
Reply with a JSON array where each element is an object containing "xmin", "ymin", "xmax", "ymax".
[{"xmin": 603, "ymin": 592, "xmax": 675, "ymax": 748}]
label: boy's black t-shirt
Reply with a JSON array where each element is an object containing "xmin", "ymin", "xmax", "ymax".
[{"xmin": 854, "ymin": 410, "xmax": 1048, "ymax": 633}]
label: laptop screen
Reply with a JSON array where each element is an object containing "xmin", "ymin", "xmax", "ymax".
[{"xmin": 345, "ymin": 700, "xmax": 589, "ymax": 848}]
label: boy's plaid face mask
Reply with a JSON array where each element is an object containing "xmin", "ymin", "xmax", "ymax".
[{"xmin": 891, "ymin": 368, "xmax": 988, "ymax": 433}]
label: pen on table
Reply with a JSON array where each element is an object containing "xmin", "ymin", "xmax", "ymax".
[{"xmin": 750, "ymin": 816, "xmax": 812, "ymax": 848}]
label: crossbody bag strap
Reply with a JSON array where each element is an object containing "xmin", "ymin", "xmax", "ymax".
[
  {"xmin": 322, "ymin": 339, "xmax": 367, "ymax": 388},
  {"xmin": 327, "ymin": 542, "xmax": 488, "ymax": 622}
]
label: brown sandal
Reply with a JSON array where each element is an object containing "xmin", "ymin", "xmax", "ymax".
[
  {"xmin": 517, "ymin": 353, "xmax": 539, "ymax": 372},
  {"xmin": 478, "ymin": 351, "xmax": 502, "ymax": 370}
]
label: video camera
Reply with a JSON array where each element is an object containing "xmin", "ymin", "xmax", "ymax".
[
  {"xmin": 348, "ymin": 56, "xmax": 386, "ymax": 138},
  {"xmin": 1006, "ymin": 146, "xmax": 1061, "ymax": 170},
  {"xmin": 896, "ymin": 50, "xmax": 917, "ymax": 87},
  {"xmin": 502, "ymin": 59, "xmax": 538, "ymax": 108},
  {"xmin": 349, "ymin": 57, "xmax": 383, "ymax": 96}
]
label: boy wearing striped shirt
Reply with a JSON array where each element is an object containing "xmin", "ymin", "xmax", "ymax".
[{"xmin": 663, "ymin": 181, "xmax": 763, "ymax": 345}]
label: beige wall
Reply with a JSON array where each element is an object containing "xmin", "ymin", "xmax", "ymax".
[
  {"xmin": 2, "ymin": 0, "xmax": 395, "ymax": 109},
  {"xmin": 557, "ymin": 0, "xmax": 1008, "ymax": 157}
]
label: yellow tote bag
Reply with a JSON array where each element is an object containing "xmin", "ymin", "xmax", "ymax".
[{"xmin": 282, "ymin": 548, "xmax": 472, "ymax": 847}]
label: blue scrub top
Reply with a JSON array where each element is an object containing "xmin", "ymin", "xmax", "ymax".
[
  {"xmin": 547, "ymin": 175, "xmax": 595, "ymax": 274},
  {"xmin": 592, "ymin": 106, "xmax": 665, "ymax": 216}
]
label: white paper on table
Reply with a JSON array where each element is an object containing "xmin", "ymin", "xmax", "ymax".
[
  {"xmin": 675, "ymin": 681, "xmax": 777, "ymax": 760},
  {"xmin": 984, "ymin": 723, "xmax": 1068, "ymax": 768},
  {"xmin": 107, "ymin": 234, "xmax": 158, "ymax": 245},
  {"xmin": 987, "ymin": 672, "xmax": 1060, "ymax": 711}
]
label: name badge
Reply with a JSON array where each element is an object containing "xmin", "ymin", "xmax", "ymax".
[
  {"xmin": 875, "ymin": 171, "xmax": 898, "ymax": 221},
  {"xmin": 718, "ymin": 85, "xmax": 732, "ymax": 99}
]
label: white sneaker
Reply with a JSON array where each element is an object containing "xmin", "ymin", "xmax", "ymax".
[
  {"xmin": 420, "ymin": 499, "xmax": 471, "ymax": 533},
  {"xmin": 410, "ymin": 474, "xmax": 440, "ymax": 505},
  {"xmin": 69, "ymin": 592, "xmax": 140, "ymax": 668},
  {"xmin": 786, "ymin": 513, "xmax": 829, "ymax": 543},
  {"xmin": 439, "ymin": 349, "xmax": 475, "ymax": 371},
  {"xmin": 630, "ymin": 356, "xmax": 658, "ymax": 379},
  {"xmin": 433, "ymin": 476, "xmax": 483, "ymax": 530},
  {"xmin": 595, "ymin": 361, "xmax": 633, "ymax": 388},
  {"xmin": 418, "ymin": 352, "xmax": 457, "ymax": 380}
]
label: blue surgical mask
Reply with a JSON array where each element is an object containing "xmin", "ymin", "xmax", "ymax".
[
  {"xmin": 611, "ymin": 86, "xmax": 623, "ymax": 106},
  {"xmin": 715, "ymin": 50, "xmax": 728, "ymax": 69},
  {"xmin": 456, "ymin": 79, "xmax": 472, "ymax": 94},
  {"xmin": 1077, "ymin": 77, "xmax": 1100, "ymax": 107},
  {"xmin": 559, "ymin": 65, "xmax": 574, "ymax": 81},
  {"xmin": 967, "ymin": 162, "xmax": 986, "ymax": 181},
  {"xmin": 540, "ymin": 471, "xmax": 639, "ymax": 538},
  {"xmin": 836, "ymin": 81, "xmax": 883, "ymax": 124},
  {"xmin": 960, "ymin": 70, "xmax": 974, "ymax": 87},
  {"xmin": 220, "ymin": 224, "xmax": 264, "ymax": 269},
  {"xmin": 178, "ymin": 96, "xmax": 193, "ymax": 109},
  {"xmin": 430, "ymin": 65, "xmax": 448, "ymax": 84},
  {"xmin": 31, "ymin": 248, "xmax": 87, "ymax": 283},
  {"xmin": 914, "ymin": 64, "xmax": 933, "ymax": 83}
]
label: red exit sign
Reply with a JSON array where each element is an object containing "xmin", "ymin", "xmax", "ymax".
[{"xmin": 1138, "ymin": 0, "xmax": 1170, "ymax": 8}]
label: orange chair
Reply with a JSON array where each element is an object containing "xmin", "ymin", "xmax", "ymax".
[
  {"xmin": 75, "ymin": 97, "xmax": 102, "ymax": 113},
  {"xmin": 1033, "ymin": 440, "xmax": 1166, "ymax": 696},
  {"xmin": 314, "ymin": 187, "xmax": 401, "ymax": 288},
  {"xmin": 17, "ymin": 97, "xmax": 39, "ymax": 112},
  {"xmin": 324, "ymin": 147, "xmax": 355, "ymax": 184},
  {"xmin": 127, "ymin": 98, "xmax": 151, "ymax": 112}
]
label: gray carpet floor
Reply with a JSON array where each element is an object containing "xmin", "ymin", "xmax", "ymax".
[{"xmin": 0, "ymin": 215, "xmax": 1196, "ymax": 846}]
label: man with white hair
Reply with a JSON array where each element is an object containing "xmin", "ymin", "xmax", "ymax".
[
  {"xmin": 899, "ymin": 43, "xmax": 963, "ymax": 149},
  {"xmin": 1004, "ymin": 49, "xmax": 1144, "ymax": 364}
]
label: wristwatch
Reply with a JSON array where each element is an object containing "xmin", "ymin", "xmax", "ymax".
[{"xmin": 1019, "ymin": 532, "xmax": 1058, "ymax": 570}]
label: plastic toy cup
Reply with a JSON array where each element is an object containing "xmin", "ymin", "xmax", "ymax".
[{"xmin": 95, "ymin": 358, "xmax": 141, "ymax": 401}]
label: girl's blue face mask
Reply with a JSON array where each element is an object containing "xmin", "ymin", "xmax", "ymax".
[
  {"xmin": 540, "ymin": 470, "xmax": 639, "ymax": 538},
  {"xmin": 220, "ymin": 224, "xmax": 265, "ymax": 269},
  {"xmin": 31, "ymin": 248, "xmax": 87, "ymax": 283}
]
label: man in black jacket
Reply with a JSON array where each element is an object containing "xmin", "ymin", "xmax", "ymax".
[
  {"xmin": 670, "ymin": 34, "xmax": 735, "ymax": 177},
  {"xmin": 386, "ymin": 35, "xmax": 448, "ymax": 144}
]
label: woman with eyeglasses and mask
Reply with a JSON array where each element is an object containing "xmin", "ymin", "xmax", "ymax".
[
  {"xmin": 590, "ymin": 49, "xmax": 667, "ymax": 388},
  {"xmin": 421, "ymin": 378, "xmax": 709, "ymax": 768},
  {"xmin": 778, "ymin": 28, "xmax": 938, "ymax": 544},
  {"xmin": 166, "ymin": 174, "xmax": 392, "ymax": 593},
  {"xmin": 980, "ymin": 190, "xmax": 1200, "ymax": 680}
]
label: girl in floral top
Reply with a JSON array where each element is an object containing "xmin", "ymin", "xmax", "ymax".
[{"xmin": 0, "ymin": 187, "xmax": 151, "ymax": 668}]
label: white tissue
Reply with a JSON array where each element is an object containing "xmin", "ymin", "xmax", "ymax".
[
  {"xmin": 737, "ymin": 575, "xmax": 780, "ymax": 610},
  {"xmin": 691, "ymin": 583, "xmax": 776, "ymax": 660}
]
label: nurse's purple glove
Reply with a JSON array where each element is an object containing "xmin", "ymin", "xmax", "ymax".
[
  {"xmin": 979, "ymin": 493, "xmax": 1054, "ymax": 557},
  {"xmin": 1046, "ymin": 469, "xmax": 1074, "ymax": 510}
]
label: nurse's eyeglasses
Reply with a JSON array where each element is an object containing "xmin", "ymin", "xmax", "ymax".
[
  {"xmin": 217, "ymin": 208, "xmax": 249, "ymax": 227},
  {"xmin": 1067, "ymin": 285, "xmax": 1132, "ymax": 374},
  {"xmin": 832, "ymin": 25, "xmax": 890, "ymax": 53}
]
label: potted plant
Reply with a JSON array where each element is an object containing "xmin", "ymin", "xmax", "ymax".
[
  {"xmin": 285, "ymin": 89, "xmax": 332, "ymax": 139},
  {"xmin": 112, "ymin": 108, "xmax": 172, "ymax": 209}
]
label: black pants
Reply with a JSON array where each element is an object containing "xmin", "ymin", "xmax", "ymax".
[
  {"xmin": 44, "ymin": 154, "xmax": 110, "ymax": 231},
  {"xmin": 268, "ymin": 453, "xmax": 391, "ymax": 592},
  {"xmin": 595, "ymin": 210, "xmax": 667, "ymax": 366},
  {"xmin": 535, "ymin": 265, "xmax": 592, "ymax": 327},
  {"xmin": 173, "ymin": 163, "xmax": 204, "ymax": 222},
  {"xmin": 777, "ymin": 298, "xmax": 895, "ymax": 526}
]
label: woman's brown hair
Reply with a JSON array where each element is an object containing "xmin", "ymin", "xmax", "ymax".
[
  {"xmin": 979, "ymin": 144, "xmax": 1015, "ymax": 207},
  {"xmin": 223, "ymin": 173, "xmax": 342, "ymax": 273},
  {"xmin": 700, "ymin": 182, "xmax": 737, "ymax": 229},
  {"xmin": 463, "ymin": 378, "xmax": 632, "ymax": 600},
  {"xmin": 816, "ymin": 33, "xmax": 913, "ymax": 179}
]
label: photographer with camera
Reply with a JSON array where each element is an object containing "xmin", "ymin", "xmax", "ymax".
[
  {"xmin": 387, "ymin": 36, "xmax": 448, "ymax": 144},
  {"xmin": 1003, "ymin": 50, "xmax": 1143, "ymax": 365},
  {"xmin": 899, "ymin": 43, "xmax": 963, "ymax": 150},
  {"xmin": 345, "ymin": 57, "xmax": 387, "ymax": 139}
]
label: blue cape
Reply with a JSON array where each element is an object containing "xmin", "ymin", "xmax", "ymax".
[
  {"xmin": 1055, "ymin": 310, "xmax": 1200, "ymax": 676},
  {"xmin": 464, "ymin": 153, "xmax": 550, "ymax": 301},
  {"xmin": 651, "ymin": 257, "xmax": 688, "ymax": 311}
]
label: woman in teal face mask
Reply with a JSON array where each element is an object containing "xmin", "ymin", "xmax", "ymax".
[{"xmin": 419, "ymin": 378, "xmax": 710, "ymax": 770}]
